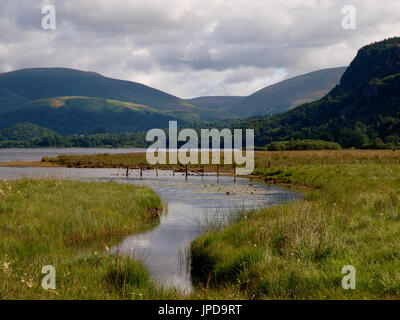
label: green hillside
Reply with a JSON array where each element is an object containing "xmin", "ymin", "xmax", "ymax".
[
  {"xmin": 186, "ymin": 96, "xmax": 244, "ymax": 111},
  {"xmin": 0, "ymin": 122, "xmax": 148, "ymax": 148},
  {"xmin": 0, "ymin": 68, "xmax": 228, "ymax": 122},
  {"xmin": 0, "ymin": 123, "xmax": 58, "ymax": 141},
  {"xmin": 186, "ymin": 67, "xmax": 346, "ymax": 117},
  {"xmin": 0, "ymin": 96, "xmax": 187, "ymax": 134},
  {"xmin": 217, "ymin": 38, "xmax": 400, "ymax": 148},
  {"xmin": 0, "ymin": 85, "xmax": 30, "ymax": 110}
]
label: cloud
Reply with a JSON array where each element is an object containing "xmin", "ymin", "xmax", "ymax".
[{"xmin": 0, "ymin": 0, "xmax": 399, "ymax": 98}]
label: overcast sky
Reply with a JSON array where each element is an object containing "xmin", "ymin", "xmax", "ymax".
[{"xmin": 0, "ymin": 0, "xmax": 399, "ymax": 98}]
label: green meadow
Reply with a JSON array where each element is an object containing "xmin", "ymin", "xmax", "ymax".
[
  {"xmin": 0, "ymin": 179, "xmax": 178, "ymax": 299},
  {"xmin": 1, "ymin": 150, "xmax": 399, "ymax": 299},
  {"xmin": 190, "ymin": 163, "xmax": 400, "ymax": 299}
]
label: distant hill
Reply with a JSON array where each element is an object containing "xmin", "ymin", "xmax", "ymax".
[
  {"xmin": 0, "ymin": 85, "xmax": 30, "ymax": 110},
  {"xmin": 186, "ymin": 96, "xmax": 244, "ymax": 111},
  {"xmin": 0, "ymin": 123, "xmax": 58, "ymax": 141},
  {"xmin": 0, "ymin": 67, "xmax": 229, "ymax": 123},
  {"xmin": 186, "ymin": 67, "xmax": 346, "ymax": 117},
  {"xmin": 216, "ymin": 38, "xmax": 400, "ymax": 149},
  {"xmin": 0, "ymin": 96, "xmax": 187, "ymax": 134},
  {"xmin": 0, "ymin": 122, "xmax": 148, "ymax": 148}
]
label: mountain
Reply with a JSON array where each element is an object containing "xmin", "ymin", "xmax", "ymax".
[
  {"xmin": 0, "ymin": 96, "xmax": 186, "ymax": 134},
  {"xmin": 186, "ymin": 67, "xmax": 346, "ymax": 117},
  {"xmin": 186, "ymin": 96, "xmax": 244, "ymax": 111},
  {"xmin": 217, "ymin": 38, "xmax": 400, "ymax": 148},
  {"xmin": 0, "ymin": 85, "xmax": 30, "ymax": 110},
  {"xmin": 0, "ymin": 67, "xmax": 229, "ymax": 122}
]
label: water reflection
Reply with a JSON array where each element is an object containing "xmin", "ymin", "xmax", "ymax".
[{"xmin": 0, "ymin": 166, "xmax": 300, "ymax": 293}]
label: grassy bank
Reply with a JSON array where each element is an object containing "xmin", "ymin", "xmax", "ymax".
[
  {"xmin": 2, "ymin": 149, "xmax": 398, "ymax": 172},
  {"xmin": 190, "ymin": 163, "xmax": 400, "ymax": 299},
  {"xmin": 2, "ymin": 150, "xmax": 400, "ymax": 299},
  {"xmin": 0, "ymin": 179, "xmax": 177, "ymax": 299},
  {"xmin": 42, "ymin": 150, "xmax": 400, "ymax": 168}
]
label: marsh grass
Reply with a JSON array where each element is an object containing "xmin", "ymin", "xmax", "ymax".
[
  {"xmin": 2, "ymin": 150, "xmax": 400, "ymax": 300},
  {"xmin": 0, "ymin": 179, "xmax": 178, "ymax": 299},
  {"xmin": 190, "ymin": 163, "xmax": 400, "ymax": 299},
  {"xmin": 198, "ymin": 208, "xmax": 250, "ymax": 233},
  {"xmin": 36, "ymin": 150, "xmax": 400, "ymax": 172}
]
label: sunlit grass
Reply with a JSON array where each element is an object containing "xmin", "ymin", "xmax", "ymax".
[
  {"xmin": 2, "ymin": 150, "xmax": 400, "ymax": 299},
  {"xmin": 0, "ymin": 179, "xmax": 179, "ymax": 299},
  {"xmin": 190, "ymin": 163, "xmax": 400, "ymax": 299},
  {"xmin": 36, "ymin": 150, "xmax": 400, "ymax": 172}
]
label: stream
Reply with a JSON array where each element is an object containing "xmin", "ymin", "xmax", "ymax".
[{"xmin": 0, "ymin": 149, "xmax": 300, "ymax": 293}]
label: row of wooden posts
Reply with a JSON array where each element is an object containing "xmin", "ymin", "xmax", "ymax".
[{"xmin": 123, "ymin": 163, "xmax": 237, "ymax": 181}]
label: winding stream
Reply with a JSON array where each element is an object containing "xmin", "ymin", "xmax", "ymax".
[{"xmin": 0, "ymin": 149, "xmax": 300, "ymax": 293}]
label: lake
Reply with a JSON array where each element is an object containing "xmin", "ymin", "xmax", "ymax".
[
  {"xmin": 0, "ymin": 149, "xmax": 300, "ymax": 293},
  {"xmin": 0, "ymin": 147, "xmax": 147, "ymax": 163}
]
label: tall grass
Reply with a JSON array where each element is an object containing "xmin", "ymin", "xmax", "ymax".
[
  {"xmin": 36, "ymin": 150, "xmax": 400, "ymax": 171},
  {"xmin": 190, "ymin": 163, "xmax": 400, "ymax": 299},
  {"xmin": 0, "ymin": 179, "xmax": 178, "ymax": 299},
  {"xmin": 2, "ymin": 150, "xmax": 400, "ymax": 299}
]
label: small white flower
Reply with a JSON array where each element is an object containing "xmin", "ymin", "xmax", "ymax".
[{"xmin": 3, "ymin": 261, "xmax": 10, "ymax": 272}]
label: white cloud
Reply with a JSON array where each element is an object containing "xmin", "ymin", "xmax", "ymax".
[{"xmin": 0, "ymin": 0, "xmax": 399, "ymax": 98}]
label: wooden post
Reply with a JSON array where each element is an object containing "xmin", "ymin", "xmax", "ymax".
[
  {"xmin": 140, "ymin": 167, "xmax": 143, "ymax": 178},
  {"xmin": 156, "ymin": 164, "xmax": 158, "ymax": 177},
  {"xmin": 126, "ymin": 167, "xmax": 129, "ymax": 177},
  {"xmin": 185, "ymin": 164, "xmax": 188, "ymax": 179},
  {"xmin": 172, "ymin": 168, "xmax": 175, "ymax": 176},
  {"xmin": 201, "ymin": 166, "xmax": 204, "ymax": 177},
  {"xmin": 216, "ymin": 164, "xmax": 219, "ymax": 177},
  {"xmin": 234, "ymin": 163, "xmax": 237, "ymax": 183}
]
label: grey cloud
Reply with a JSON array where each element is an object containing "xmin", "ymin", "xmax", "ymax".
[{"xmin": 0, "ymin": 0, "xmax": 399, "ymax": 97}]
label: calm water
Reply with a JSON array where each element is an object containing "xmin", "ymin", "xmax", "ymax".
[
  {"xmin": 0, "ymin": 149, "xmax": 300, "ymax": 292},
  {"xmin": 0, "ymin": 148, "xmax": 146, "ymax": 163}
]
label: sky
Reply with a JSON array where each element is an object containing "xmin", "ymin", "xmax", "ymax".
[{"xmin": 0, "ymin": 0, "xmax": 399, "ymax": 98}]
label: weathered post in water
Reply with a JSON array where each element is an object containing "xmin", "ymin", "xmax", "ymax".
[
  {"xmin": 156, "ymin": 164, "xmax": 158, "ymax": 177},
  {"xmin": 126, "ymin": 167, "xmax": 129, "ymax": 177},
  {"xmin": 140, "ymin": 166, "xmax": 143, "ymax": 178},
  {"xmin": 234, "ymin": 163, "xmax": 237, "ymax": 183},
  {"xmin": 185, "ymin": 164, "xmax": 188, "ymax": 180}
]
